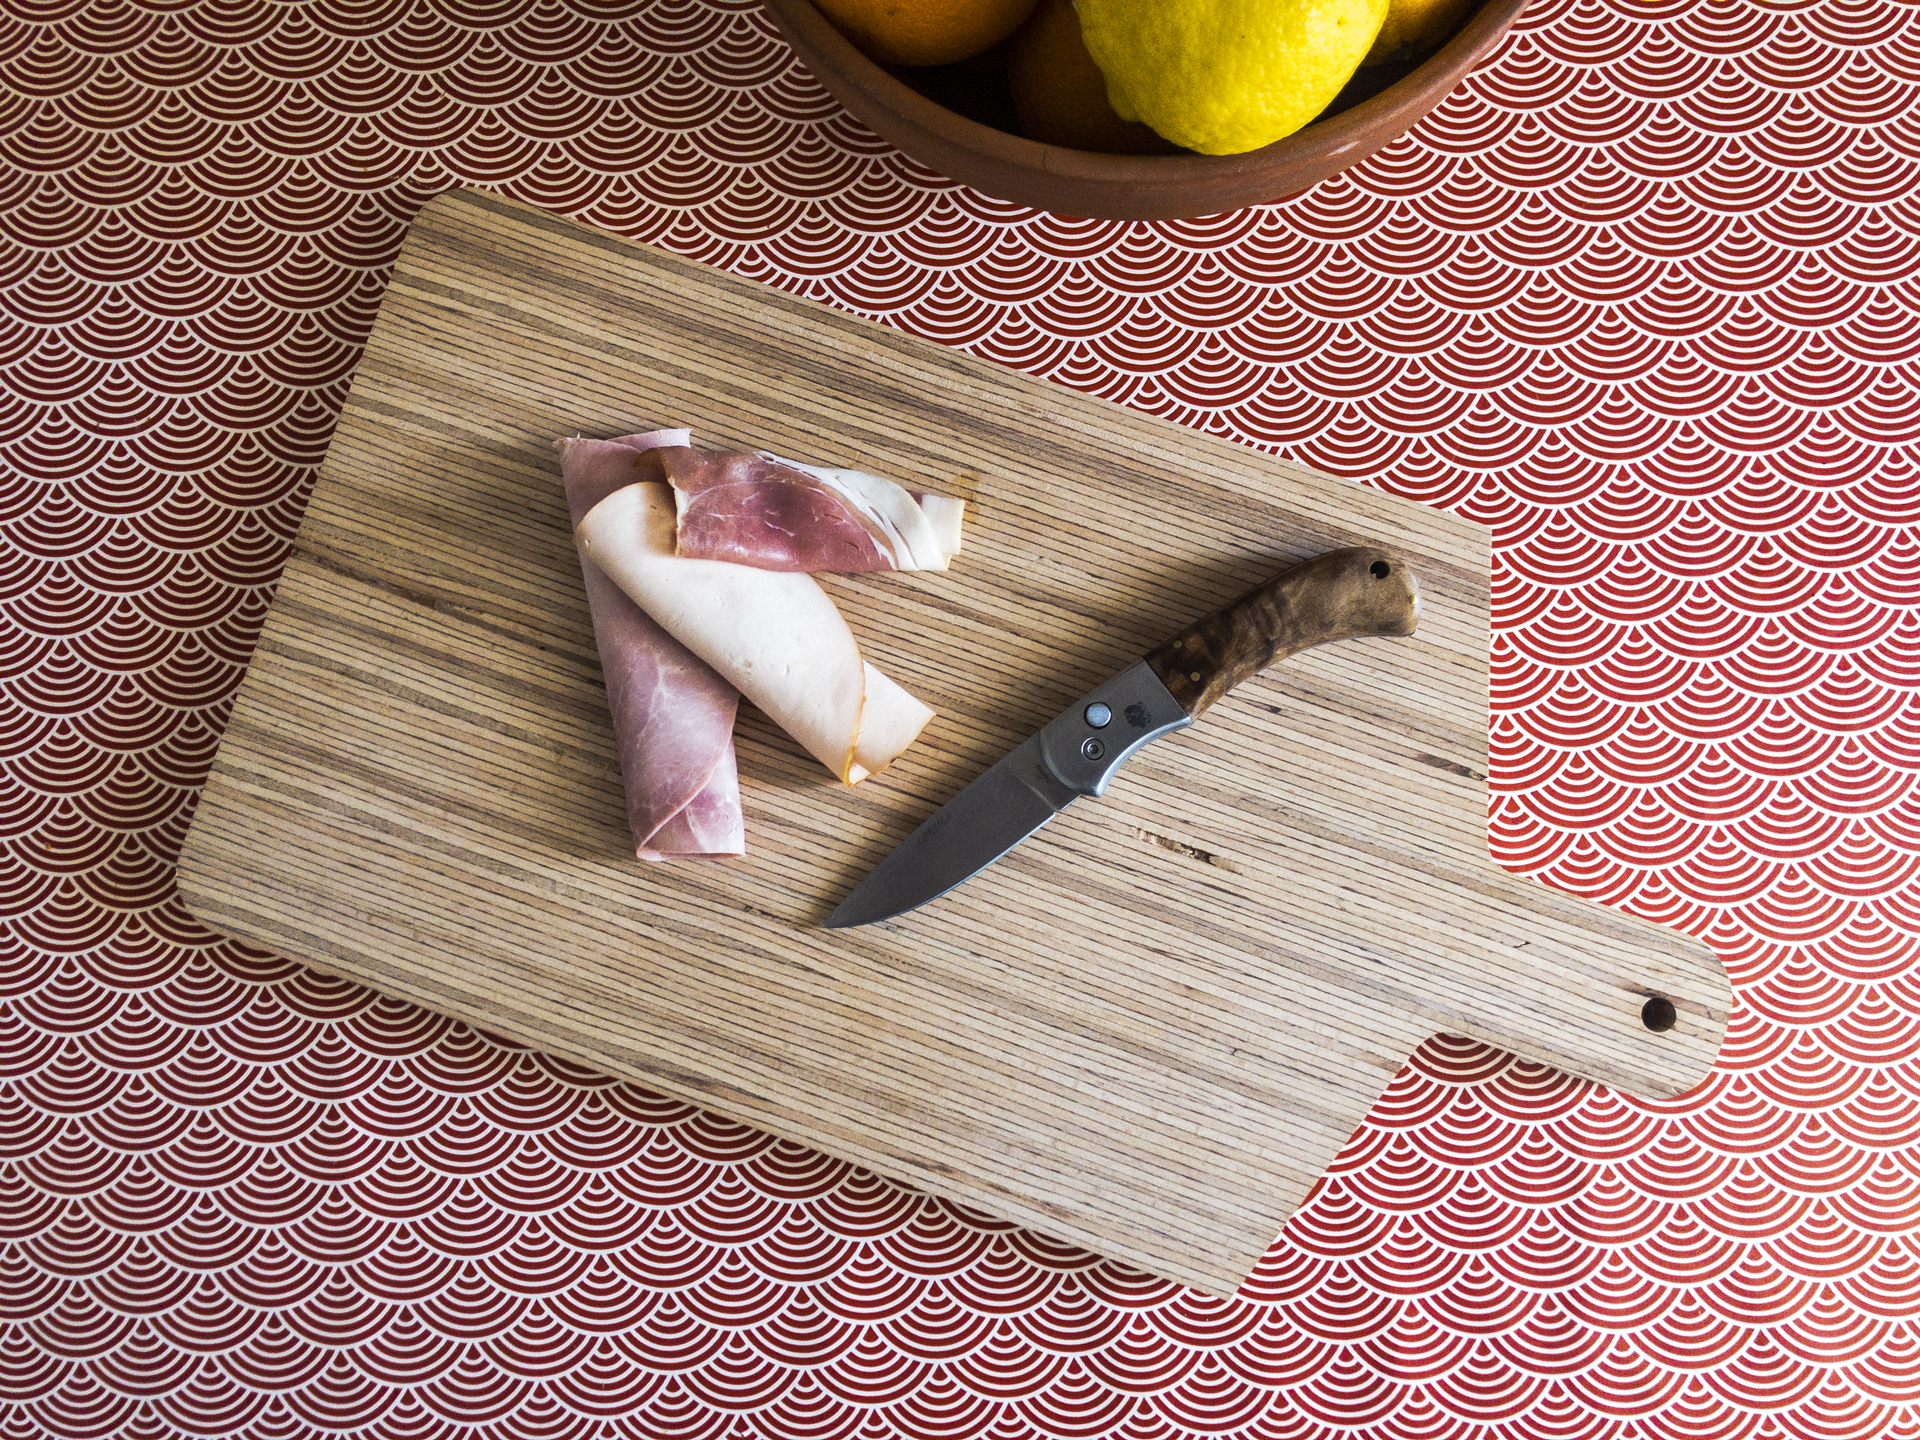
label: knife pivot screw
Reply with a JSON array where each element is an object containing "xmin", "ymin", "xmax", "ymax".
[
  {"xmin": 1081, "ymin": 737, "xmax": 1106, "ymax": 761},
  {"xmin": 1084, "ymin": 702, "xmax": 1112, "ymax": 728}
]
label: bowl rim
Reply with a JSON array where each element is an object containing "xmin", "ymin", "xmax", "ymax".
[{"xmin": 760, "ymin": 0, "xmax": 1533, "ymax": 186}]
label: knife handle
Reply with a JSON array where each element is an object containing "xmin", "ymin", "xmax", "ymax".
[{"xmin": 1145, "ymin": 547, "xmax": 1421, "ymax": 719}]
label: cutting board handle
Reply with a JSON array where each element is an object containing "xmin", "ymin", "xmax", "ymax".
[{"xmin": 1145, "ymin": 547, "xmax": 1421, "ymax": 719}]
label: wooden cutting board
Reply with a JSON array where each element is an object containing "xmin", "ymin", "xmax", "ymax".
[{"xmin": 178, "ymin": 188, "xmax": 1729, "ymax": 1297}]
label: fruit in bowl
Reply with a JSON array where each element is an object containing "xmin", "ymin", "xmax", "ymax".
[
  {"xmin": 818, "ymin": 0, "xmax": 1478, "ymax": 156},
  {"xmin": 759, "ymin": 0, "xmax": 1525, "ymax": 218}
]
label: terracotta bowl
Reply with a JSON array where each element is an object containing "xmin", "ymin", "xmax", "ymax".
[{"xmin": 759, "ymin": 0, "xmax": 1529, "ymax": 221}]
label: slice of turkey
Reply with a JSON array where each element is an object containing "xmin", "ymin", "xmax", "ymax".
[{"xmin": 578, "ymin": 481, "xmax": 934, "ymax": 784}]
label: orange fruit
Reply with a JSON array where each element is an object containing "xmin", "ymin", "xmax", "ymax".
[
  {"xmin": 816, "ymin": 0, "xmax": 1042, "ymax": 67},
  {"xmin": 1006, "ymin": 0, "xmax": 1179, "ymax": 154}
]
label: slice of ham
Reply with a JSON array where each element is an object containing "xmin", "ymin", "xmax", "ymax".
[
  {"xmin": 577, "ymin": 480, "xmax": 934, "ymax": 784},
  {"xmin": 560, "ymin": 430, "xmax": 745, "ymax": 860},
  {"xmin": 660, "ymin": 446, "xmax": 965, "ymax": 573}
]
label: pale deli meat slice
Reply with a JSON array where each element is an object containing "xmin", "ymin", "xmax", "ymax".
[
  {"xmin": 849, "ymin": 664, "xmax": 936, "ymax": 784},
  {"xmin": 916, "ymin": 492, "xmax": 965, "ymax": 566},
  {"xmin": 578, "ymin": 482, "xmax": 934, "ymax": 784}
]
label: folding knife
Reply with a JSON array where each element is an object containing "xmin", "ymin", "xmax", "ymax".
[{"xmin": 826, "ymin": 546, "xmax": 1422, "ymax": 928}]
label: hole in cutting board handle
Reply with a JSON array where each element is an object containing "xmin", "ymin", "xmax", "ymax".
[{"xmin": 1641, "ymin": 996, "xmax": 1677, "ymax": 1033}]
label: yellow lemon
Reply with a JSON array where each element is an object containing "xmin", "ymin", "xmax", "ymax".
[
  {"xmin": 1365, "ymin": 0, "xmax": 1478, "ymax": 63},
  {"xmin": 1077, "ymin": 0, "xmax": 1388, "ymax": 156}
]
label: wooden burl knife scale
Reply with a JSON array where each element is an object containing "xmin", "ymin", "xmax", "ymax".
[{"xmin": 178, "ymin": 189, "xmax": 1730, "ymax": 1297}]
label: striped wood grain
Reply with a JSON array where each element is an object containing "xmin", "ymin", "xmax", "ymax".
[{"xmin": 178, "ymin": 189, "xmax": 1729, "ymax": 1296}]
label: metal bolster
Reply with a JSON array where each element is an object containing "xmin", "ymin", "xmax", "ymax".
[{"xmin": 1037, "ymin": 662, "xmax": 1193, "ymax": 799}]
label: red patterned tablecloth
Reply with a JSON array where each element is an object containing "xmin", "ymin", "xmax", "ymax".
[{"xmin": 5, "ymin": 1, "xmax": 1919, "ymax": 1435}]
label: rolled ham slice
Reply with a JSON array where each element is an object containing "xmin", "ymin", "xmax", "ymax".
[
  {"xmin": 577, "ymin": 481, "xmax": 934, "ymax": 784},
  {"xmin": 560, "ymin": 431, "xmax": 745, "ymax": 860},
  {"xmin": 659, "ymin": 445, "xmax": 964, "ymax": 573}
]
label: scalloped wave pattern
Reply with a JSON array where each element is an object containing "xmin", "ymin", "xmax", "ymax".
[{"xmin": 3, "ymin": 0, "xmax": 1919, "ymax": 1435}]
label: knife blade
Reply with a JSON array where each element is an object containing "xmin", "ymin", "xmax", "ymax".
[{"xmin": 826, "ymin": 546, "xmax": 1422, "ymax": 928}]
